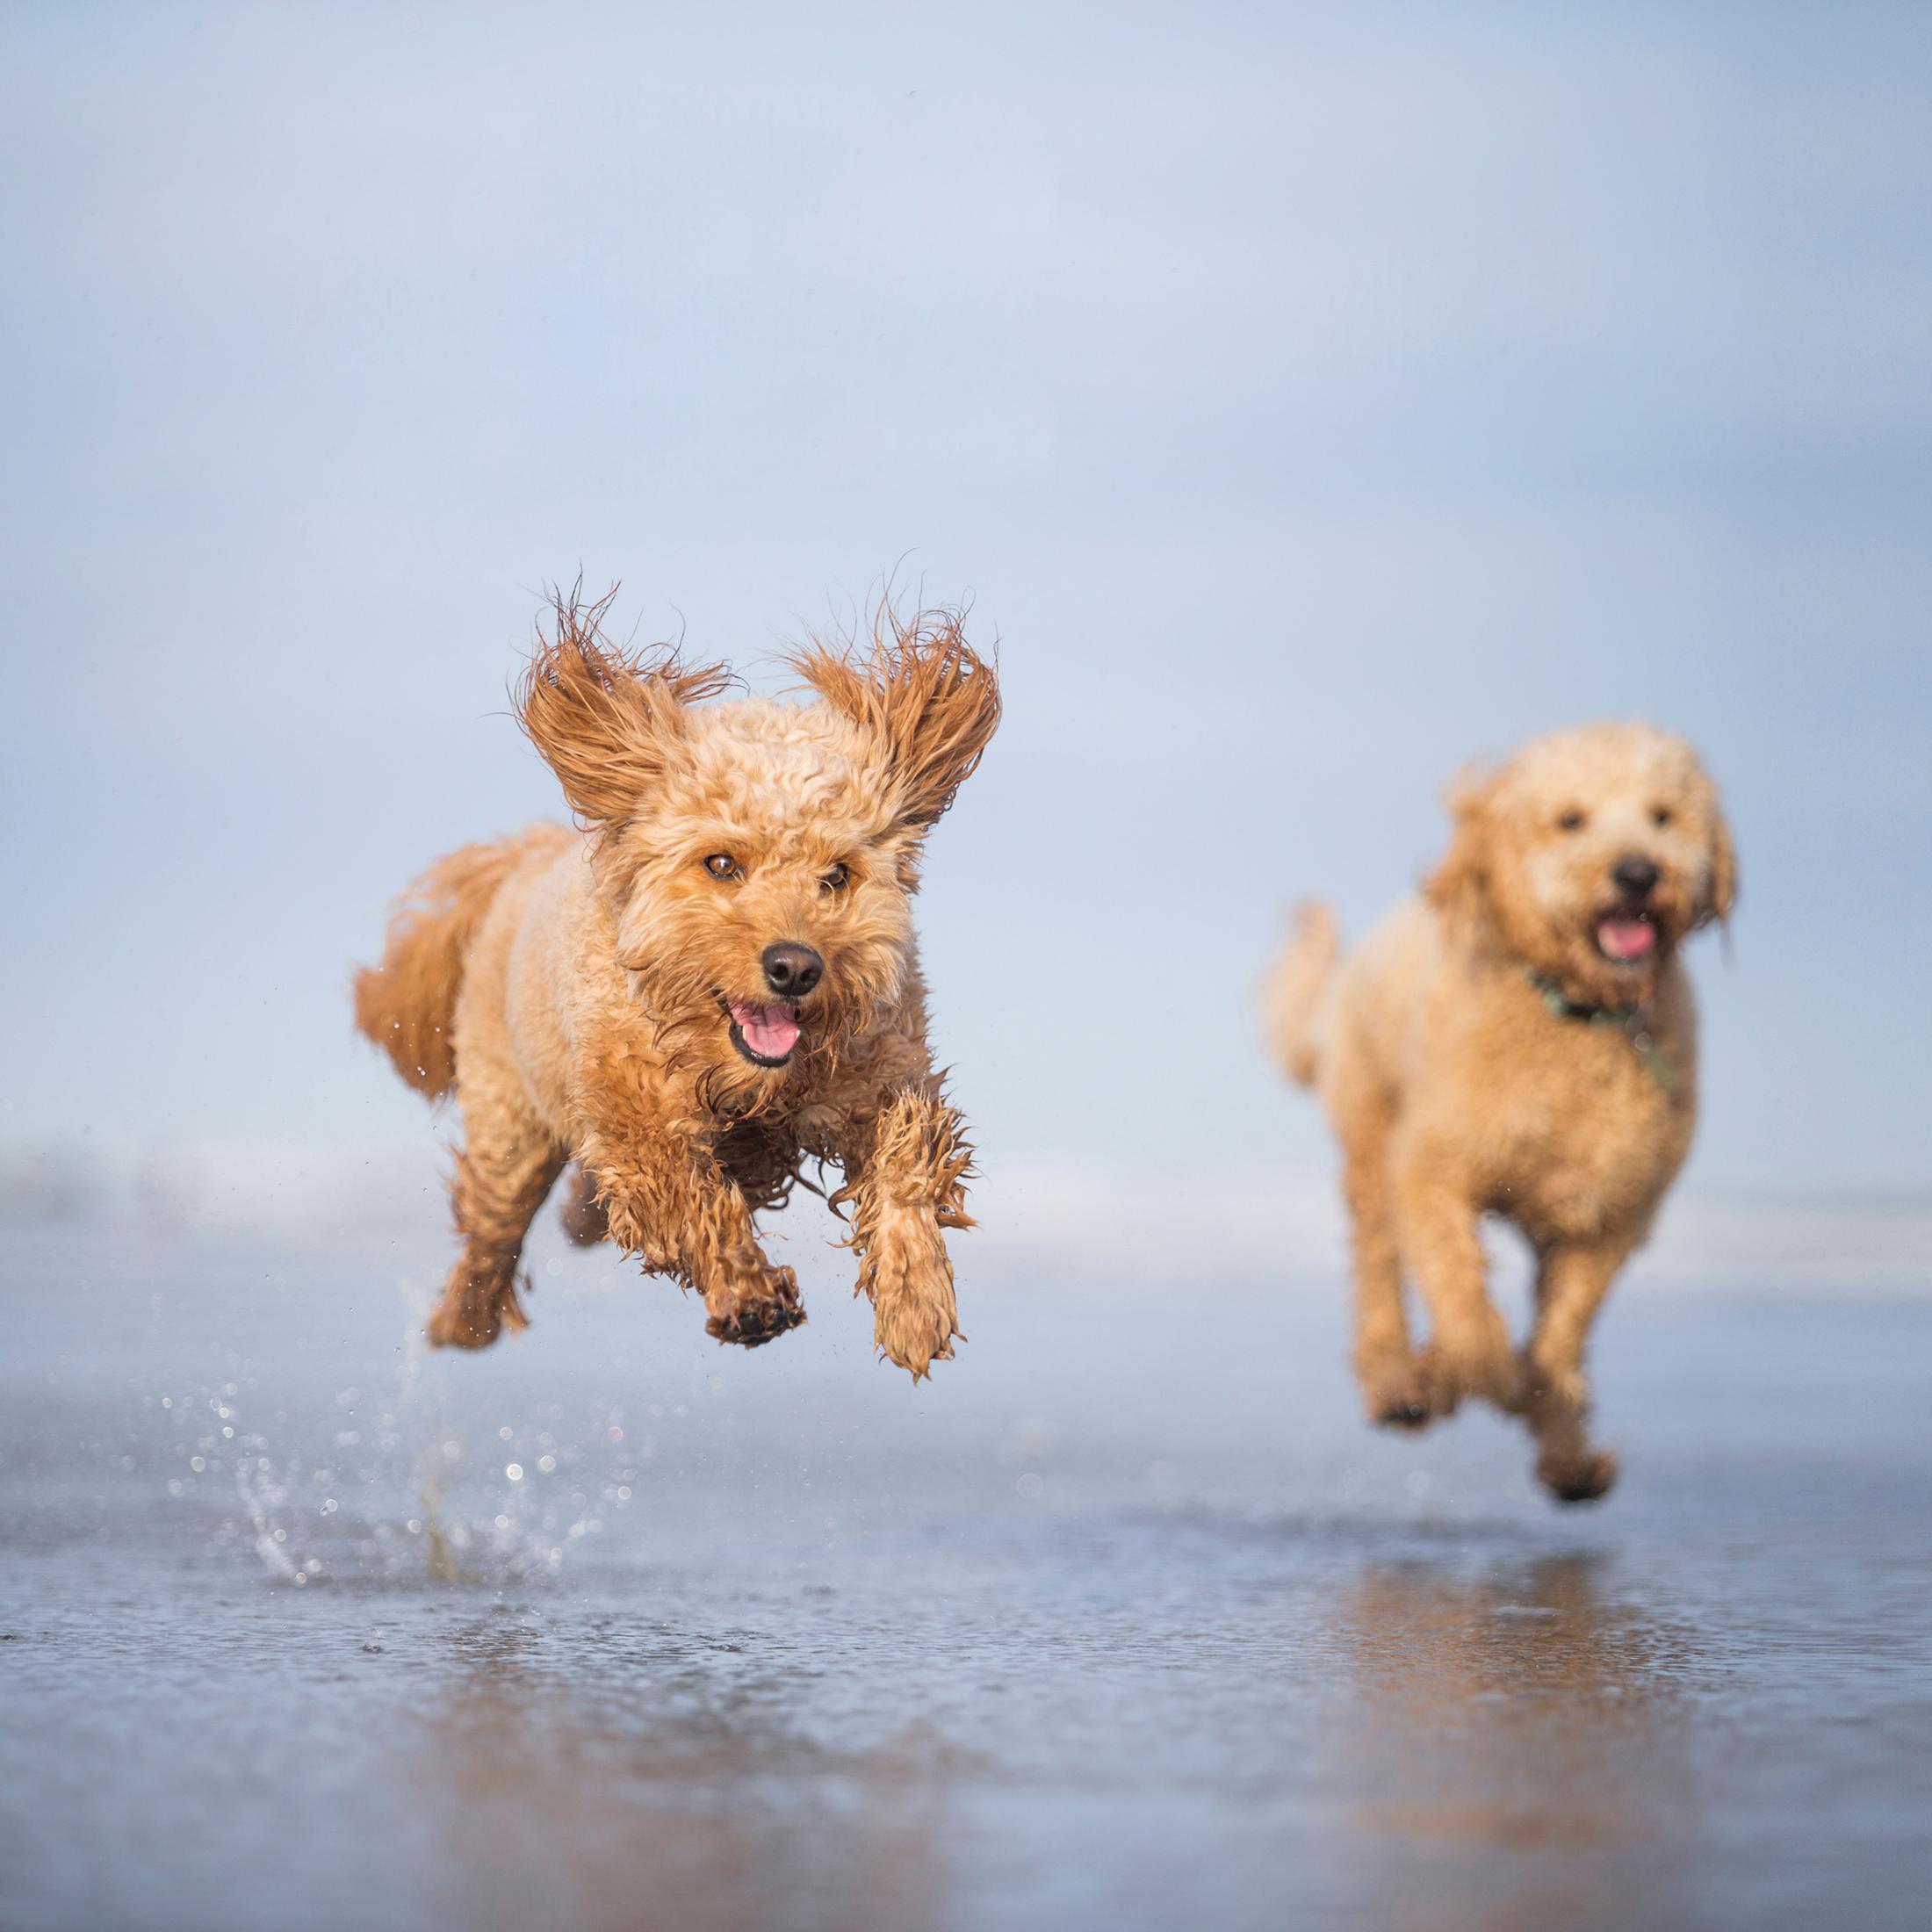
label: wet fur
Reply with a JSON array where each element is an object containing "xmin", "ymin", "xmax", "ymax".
[
  {"xmin": 355, "ymin": 589, "xmax": 998, "ymax": 1378},
  {"xmin": 1265, "ymin": 722, "xmax": 1736, "ymax": 1502}
]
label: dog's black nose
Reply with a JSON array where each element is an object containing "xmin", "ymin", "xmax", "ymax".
[
  {"xmin": 1612, "ymin": 854, "xmax": 1660, "ymax": 900},
  {"xmin": 761, "ymin": 942, "xmax": 823, "ymax": 998}
]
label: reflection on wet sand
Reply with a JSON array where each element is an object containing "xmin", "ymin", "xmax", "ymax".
[
  {"xmin": 1337, "ymin": 1553, "xmax": 1711, "ymax": 1931},
  {"xmin": 8, "ymin": 1226, "xmax": 1926, "ymax": 1932},
  {"xmin": 403, "ymin": 1612, "xmax": 960, "ymax": 1932}
]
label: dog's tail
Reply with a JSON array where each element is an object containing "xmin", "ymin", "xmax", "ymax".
[
  {"xmin": 352, "ymin": 832, "xmax": 546, "ymax": 1099},
  {"xmin": 1262, "ymin": 900, "xmax": 1339, "ymax": 1090}
]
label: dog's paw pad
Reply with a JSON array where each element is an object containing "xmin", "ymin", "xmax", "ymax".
[{"xmin": 706, "ymin": 1301, "xmax": 808, "ymax": 1350}]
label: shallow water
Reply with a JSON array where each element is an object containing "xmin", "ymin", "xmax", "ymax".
[{"xmin": 2, "ymin": 1219, "xmax": 1928, "ymax": 1931}]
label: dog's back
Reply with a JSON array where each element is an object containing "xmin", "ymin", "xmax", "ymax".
[{"xmin": 353, "ymin": 825, "xmax": 568, "ymax": 1099}]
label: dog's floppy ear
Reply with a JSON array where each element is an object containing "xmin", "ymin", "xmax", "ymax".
[
  {"xmin": 789, "ymin": 602, "xmax": 1001, "ymax": 835},
  {"xmin": 516, "ymin": 586, "xmax": 731, "ymax": 831},
  {"xmin": 1424, "ymin": 761, "xmax": 1497, "ymax": 917},
  {"xmin": 1698, "ymin": 792, "xmax": 1739, "ymax": 931}
]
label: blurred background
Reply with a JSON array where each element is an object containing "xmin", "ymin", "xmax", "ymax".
[{"xmin": 3, "ymin": 2, "xmax": 1928, "ymax": 1272}]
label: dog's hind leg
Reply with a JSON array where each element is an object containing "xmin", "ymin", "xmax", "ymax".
[
  {"xmin": 1519, "ymin": 1238, "xmax": 1632, "ymax": 1503},
  {"xmin": 1335, "ymin": 1091, "xmax": 1428, "ymax": 1428},
  {"xmin": 428, "ymin": 1091, "xmax": 566, "ymax": 1350},
  {"xmin": 557, "ymin": 1164, "xmax": 609, "ymax": 1247}
]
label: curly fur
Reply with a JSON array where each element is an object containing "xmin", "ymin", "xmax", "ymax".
[
  {"xmin": 1264, "ymin": 721, "xmax": 1737, "ymax": 1503},
  {"xmin": 353, "ymin": 588, "xmax": 998, "ymax": 1379}
]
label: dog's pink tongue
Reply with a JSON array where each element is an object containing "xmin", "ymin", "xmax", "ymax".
[
  {"xmin": 1597, "ymin": 917, "xmax": 1657, "ymax": 962},
  {"xmin": 730, "ymin": 1000, "xmax": 800, "ymax": 1059}
]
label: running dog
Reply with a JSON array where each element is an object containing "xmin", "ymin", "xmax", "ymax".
[
  {"xmin": 356, "ymin": 590, "xmax": 999, "ymax": 1379},
  {"xmin": 1265, "ymin": 723, "xmax": 1735, "ymax": 1500}
]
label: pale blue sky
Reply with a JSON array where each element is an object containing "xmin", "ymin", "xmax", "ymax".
[{"xmin": 3, "ymin": 2, "xmax": 1928, "ymax": 1208}]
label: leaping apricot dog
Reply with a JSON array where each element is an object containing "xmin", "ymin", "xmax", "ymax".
[
  {"xmin": 355, "ymin": 589, "xmax": 998, "ymax": 1379},
  {"xmin": 1265, "ymin": 724, "xmax": 1736, "ymax": 1501}
]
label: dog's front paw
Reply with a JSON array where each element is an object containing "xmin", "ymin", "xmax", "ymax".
[
  {"xmin": 705, "ymin": 1265, "xmax": 807, "ymax": 1350},
  {"xmin": 873, "ymin": 1291, "xmax": 958, "ymax": 1383},
  {"xmin": 1537, "ymin": 1443, "xmax": 1618, "ymax": 1505},
  {"xmin": 861, "ymin": 1212, "xmax": 959, "ymax": 1382}
]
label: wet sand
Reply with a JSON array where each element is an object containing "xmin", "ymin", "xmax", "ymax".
[{"xmin": 2, "ymin": 1219, "xmax": 1928, "ymax": 1931}]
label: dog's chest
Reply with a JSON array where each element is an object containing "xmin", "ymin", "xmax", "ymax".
[
  {"xmin": 712, "ymin": 1114, "xmax": 809, "ymax": 1210},
  {"xmin": 708, "ymin": 1089, "xmax": 850, "ymax": 1209},
  {"xmin": 1477, "ymin": 1019, "xmax": 1694, "ymax": 1240}
]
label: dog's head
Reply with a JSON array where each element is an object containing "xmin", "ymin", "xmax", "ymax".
[
  {"xmin": 517, "ymin": 590, "xmax": 998, "ymax": 1100},
  {"xmin": 1426, "ymin": 721, "xmax": 1735, "ymax": 1008}
]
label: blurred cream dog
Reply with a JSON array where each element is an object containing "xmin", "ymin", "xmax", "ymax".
[{"xmin": 1266, "ymin": 723, "xmax": 1736, "ymax": 1502}]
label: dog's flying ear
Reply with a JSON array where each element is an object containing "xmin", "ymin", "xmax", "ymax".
[
  {"xmin": 1424, "ymin": 761, "xmax": 1497, "ymax": 916},
  {"xmin": 517, "ymin": 587, "xmax": 731, "ymax": 831},
  {"xmin": 789, "ymin": 603, "xmax": 1001, "ymax": 835}
]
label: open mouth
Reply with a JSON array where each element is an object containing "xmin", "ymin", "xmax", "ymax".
[
  {"xmin": 1594, "ymin": 909, "xmax": 1658, "ymax": 964},
  {"xmin": 722, "ymin": 997, "xmax": 802, "ymax": 1069}
]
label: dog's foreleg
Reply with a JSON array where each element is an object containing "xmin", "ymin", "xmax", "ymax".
[
  {"xmin": 1521, "ymin": 1239, "xmax": 1631, "ymax": 1503},
  {"xmin": 838, "ymin": 1086, "xmax": 972, "ymax": 1381},
  {"xmin": 585, "ymin": 1131, "xmax": 806, "ymax": 1348},
  {"xmin": 1395, "ymin": 1167, "xmax": 1520, "ymax": 1416}
]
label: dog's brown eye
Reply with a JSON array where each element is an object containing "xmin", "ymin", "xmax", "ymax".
[
  {"xmin": 703, "ymin": 854, "xmax": 738, "ymax": 880},
  {"xmin": 1652, "ymin": 805, "xmax": 1673, "ymax": 827},
  {"xmin": 1558, "ymin": 809, "xmax": 1587, "ymax": 833},
  {"xmin": 820, "ymin": 862, "xmax": 850, "ymax": 893}
]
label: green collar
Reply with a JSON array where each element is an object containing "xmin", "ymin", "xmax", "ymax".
[
  {"xmin": 1525, "ymin": 970, "xmax": 1682, "ymax": 1099},
  {"xmin": 1525, "ymin": 970, "xmax": 1642, "ymax": 1027}
]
